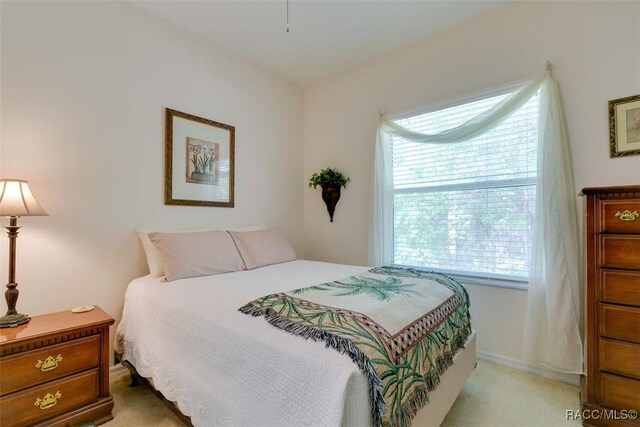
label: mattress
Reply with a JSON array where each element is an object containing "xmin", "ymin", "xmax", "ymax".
[{"xmin": 115, "ymin": 260, "xmax": 475, "ymax": 426}]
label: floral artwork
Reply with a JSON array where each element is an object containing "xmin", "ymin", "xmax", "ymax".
[
  {"xmin": 165, "ymin": 108, "xmax": 235, "ymax": 207},
  {"xmin": 626, "ymin": 107, "xmax": 640, "ymax": 144},
  {"xmin": 186, "ymin": 137, "xmax": 220, "ymax": 185},
  {"xmin": 609, "ymin": 94, "xmax": 640, "ymax": 157}
]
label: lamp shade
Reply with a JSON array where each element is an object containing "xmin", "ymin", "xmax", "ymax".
[{"xmin": 0, "ymin": 179, "xmax": 48, "ymax": 217}]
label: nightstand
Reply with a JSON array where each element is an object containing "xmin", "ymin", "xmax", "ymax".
[{"xmin": 0, "ymin": 306, "xmax": 114, "ymax": 427}]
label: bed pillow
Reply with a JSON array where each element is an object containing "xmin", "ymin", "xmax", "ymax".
[
  {"xmin": 229, "ymin": 229, "xmax": 297, "ymax": 270},
  {"xmin": 137, "ymin": 225, "xmax": 267, "ymax": 277},
  {"xmin": 148, "ymin": 230, "xmax": 246, "ymax": 282},
  {"xmin": 136, "ymin": 229, "xmax": 205, "ymax": 278}
]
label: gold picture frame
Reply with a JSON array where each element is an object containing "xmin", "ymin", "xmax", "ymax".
[
  {"xmin": 165, "ymin": 108, "xmax": 235, "ymax": 207},
  {"xmin": 609, "ymin": 94, "xmax": 640, "ymax": 157}
]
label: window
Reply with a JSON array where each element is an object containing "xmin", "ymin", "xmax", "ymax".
[{"xmin": 391, "ymin": 90, "xmax": 539, "ymax": 286}]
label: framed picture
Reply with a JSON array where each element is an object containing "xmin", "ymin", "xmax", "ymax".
[
  {"xmin": 609, "ymin": 94, "xmax": 640, "ymax": 157},
  {"xmin": 165, "ymin": 108, "xmax": 235, "ymax": 207}
]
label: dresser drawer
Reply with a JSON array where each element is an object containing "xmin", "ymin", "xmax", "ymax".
[
  {"xmin": 600, "ymin": 199, "xmax": 640, "ymax": 234},
  {"xmin": 0, "ymin": 335, "xmax": 99, "ymax": 395},
  {"xmin": 599, "ymin": 304, "xmax": 640, "ymax": 343},
  {"xmin": 599, "ymin": 338, "xmax": 640, "ymax": 379},
  {"xmin": 599, "ymin": 372, "xmax": 640, "ymax": 412},
  {"xmin": 600, "ymin": 269, "xmax": 640, "ymax": 307},
  {"xmin": 599, "ymin": 235, "xmax": 640, "ymax": 269},
  {"xmin": 0, "ymin": 369, "xmax": 99, "ymax": 427}
]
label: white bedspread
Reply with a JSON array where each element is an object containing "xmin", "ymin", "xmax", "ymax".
[{"xmin": 116, "ymin": 260, "xmax": 373, "ymax": 427}]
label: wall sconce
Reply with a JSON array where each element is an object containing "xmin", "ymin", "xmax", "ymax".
[{"xmin": 308, "ymin": 167, "xmax": 350, "ymax": 222}]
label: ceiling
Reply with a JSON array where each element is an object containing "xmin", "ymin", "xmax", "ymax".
[{"xmin": 132, "ymin": 1, "xmax": 507, "ymax": 87}]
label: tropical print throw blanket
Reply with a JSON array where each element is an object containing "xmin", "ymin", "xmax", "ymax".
[{"xmin": 239, "ymin": 266, "xmax": 471, "ymax": 427}]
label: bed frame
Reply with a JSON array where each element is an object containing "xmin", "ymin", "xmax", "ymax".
[{"xmin": 114, "ymin": 330, "xmax": 476, "ymax": 427}]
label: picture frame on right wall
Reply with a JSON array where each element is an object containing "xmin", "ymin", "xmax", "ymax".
[{"xmin": 609, "ymin": 94, "xmax": 640, "ymax": 157}]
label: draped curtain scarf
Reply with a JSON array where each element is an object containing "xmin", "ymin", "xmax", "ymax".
[{"xmin": 370, "ymin": 72, "xmax": 583, "ymax": 374}]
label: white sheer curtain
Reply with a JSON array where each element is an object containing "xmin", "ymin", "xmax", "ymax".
[
  {"xmin": 370, "ymin": 71, "xmax": 583, "ymax": 374},
  {"xmin": 522, "ymin": 77, "xmax": 582, "ymax": 374}
]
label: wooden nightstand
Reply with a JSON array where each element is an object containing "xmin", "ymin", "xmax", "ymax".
[{"xmin": 0, "ymin": 306, "xmax": 114, "ymax": 427}]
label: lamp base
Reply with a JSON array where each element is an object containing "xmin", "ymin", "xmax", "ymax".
[{"xmin": 0, "ymin": 312, "xmax": 30, "ymax": 328}]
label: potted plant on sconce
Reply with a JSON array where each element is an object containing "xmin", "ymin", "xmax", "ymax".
[{"xmin": 308, "ymin": 167, "xmax": 350, "ymax": 222}]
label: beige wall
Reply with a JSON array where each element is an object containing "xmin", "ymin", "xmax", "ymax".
[
  {"xmin": 303, "ymin": 1, "xmax": 640, "ymax": 366},
  {"xmin": 0, "ymin": 1, "xmax": 304, "ymax": 347}
]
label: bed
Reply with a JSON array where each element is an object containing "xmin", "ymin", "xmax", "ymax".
[{"xmin": 115, "ymin": 258, "xmax": 475, "ymax": 427}]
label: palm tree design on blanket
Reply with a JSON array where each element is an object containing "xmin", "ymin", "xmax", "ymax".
[{"xmin": 291, "ymin": 276, "xmax": 420, "ymax": 301}]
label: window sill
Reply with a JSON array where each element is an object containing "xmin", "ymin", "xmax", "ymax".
[
  {"xmin": 391, "ymin": 264, "xmax": 529, "ymax": 291},
  {"xmin": 452, "ymin": 275, "xmax": 528, "ymax": 291}
]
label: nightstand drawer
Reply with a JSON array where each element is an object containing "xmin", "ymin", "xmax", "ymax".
[
  {"xmin": 0, "ymin": 335, "xmax": 99, "ymax": 395},
  {"xmin": 0, "ymin": 307, "xmax": 114, "ymax": 426},
  {"xmin": 599, "ymin": 304, "xmax": 640, "ymax": 343},
  {"xmin": 0, "ymin": 369, "xmax": 99, "ymax": 427},
  {"xmin": 599, "ymin": 199, "xmax": 640, "ymax": 234},
  {"xmin": 599, "ymin": 338, "xmax": 640, "ymax": 379}
]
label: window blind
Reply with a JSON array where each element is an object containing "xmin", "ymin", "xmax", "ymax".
[{"xmin": 391, "ymin": 92, "xmax": 539, "ymax": 281}]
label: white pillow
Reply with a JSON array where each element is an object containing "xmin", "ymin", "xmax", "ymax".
[
  {"xmin": 149, "ymin": 230, "xmax": 246, "ymax": 282},
  {"xmin": 228, "ymin": 229, "xmax": 297, "ymax": 270},
  {"xmin": 137, "ymin": 225, "xmax": 267, "ymax": 277}
]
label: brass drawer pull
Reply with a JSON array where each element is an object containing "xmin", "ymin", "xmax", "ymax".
[
  {"xmin": 35, "ymin": 354, "xmax": 63, "ymax": 372},
  {"xmin": 34, "ymin": 391, "xmax": 61, "ymax": 410},
  {"xmin": 615, "ymin": 210, "xmax": 639, "ymax": 222}
]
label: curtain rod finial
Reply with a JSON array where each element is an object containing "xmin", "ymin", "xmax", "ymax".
[
  {"xmin": 378, "ymin": 109, "xmax": 384, "ymax": 118},
  {"xmin": 545, "ymin": 60, "xmax": 552, "ymax": 73}
]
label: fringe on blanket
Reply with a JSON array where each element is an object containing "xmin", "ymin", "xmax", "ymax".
[
  {"xmin": 387, "ymin": 325, "xmax": 471, "ymax": 427},
  {"xmin": 239, "ymin": 303, "xmax": 385, "ymax": 426},
  {"xmin": 239, "ymin": 303, "xmax": 471, "ymax": 427}
]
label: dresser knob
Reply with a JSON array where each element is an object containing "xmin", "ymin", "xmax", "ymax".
[
  {"xmin": 615, "ymin": 210, "xmax": 639, "ymax": 222},
  {"xmin": 35, "ymin": 354, "xmax": 63, "ymax": 372},
  {"xmin": 34, "ymin": 391, "xmax": 61, "ymax": 410}
]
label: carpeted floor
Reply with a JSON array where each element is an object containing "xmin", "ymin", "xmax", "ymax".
[{"xmin": 107, "ymin": 360, "xmax": 581, "ymax": 426}]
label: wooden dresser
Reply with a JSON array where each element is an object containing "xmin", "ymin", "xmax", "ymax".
[
  {"xmin": 0, "ymin": 306, "xmax": 114, "ymax": 427},
  {"xmin": 582, "ymin": 186, "xmax": 640, "ymax": 426}
]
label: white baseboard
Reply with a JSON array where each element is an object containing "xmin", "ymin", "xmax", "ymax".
[
  {"xmin": 476, "ymin": 350, "xmax": 580, "ymax": 386},
  {"xmin": 109, "ymin": 363, "xmax": 130, "ymax": 380}
]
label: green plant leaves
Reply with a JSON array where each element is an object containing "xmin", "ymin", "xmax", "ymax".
[{"xmin": 308, "ymin": 167, "xmax": 350, "ymax": 189}]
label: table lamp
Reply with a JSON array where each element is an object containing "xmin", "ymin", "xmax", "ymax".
[{"xmin": 0, "ymin": 179, "xmax": 48, "ymax": 328}]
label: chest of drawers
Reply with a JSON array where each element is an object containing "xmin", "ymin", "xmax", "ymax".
[
  {"xmin": 582, "ymin": 186, "xmax": 640, "ymax": 426},
  {"xmin": 0, "ymin": 306, "xmax": 114, "ymax": 426}
]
